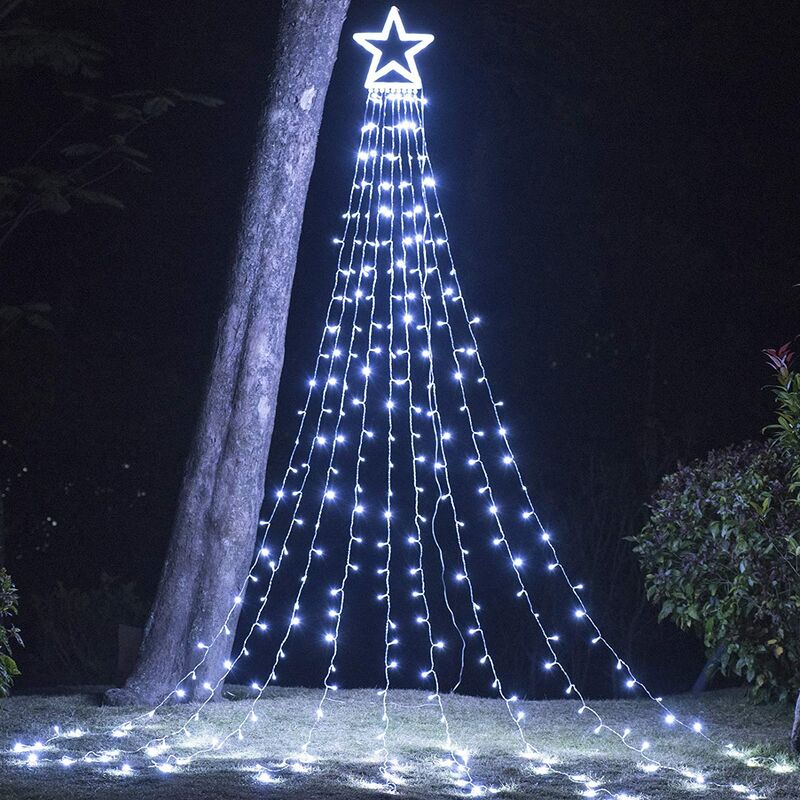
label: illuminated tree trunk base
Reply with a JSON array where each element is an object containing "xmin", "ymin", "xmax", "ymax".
[
  {"xmin": 105, "ymin": 0, "xmax": 350, "ymax": 706},
  {"xmin": 792, "ymin": 691, "xmax": 800, "ymax": 754}
]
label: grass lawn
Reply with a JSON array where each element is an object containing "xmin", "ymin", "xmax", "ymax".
[{"xmin": 0, "ymin": 687, "xmax": 797, "ymax": 799}]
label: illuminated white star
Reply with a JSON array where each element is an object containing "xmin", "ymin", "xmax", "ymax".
[{"xmin": 353, "ymin": 6, "xmax": 434, "ymax": 91}]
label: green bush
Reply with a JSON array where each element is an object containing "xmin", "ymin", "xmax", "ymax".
[
  {"xmin": 632, "ymin": 442, "xmax": 800, "ymax": 701},
  {"xmin": 0, "ymin": 568, "xmax": 22, "ymax": 696},
  {"xmin": 765, "ymin": 343, "xmax": 800, "ymax": 491},
  {"xmin": 633, "ymin": 344, "xmax": 800, "ymax": 702}
]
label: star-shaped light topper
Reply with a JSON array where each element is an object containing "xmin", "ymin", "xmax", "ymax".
[{"xmin": 353, "ymin": 6, "xmax": 434, "ymax": 91}]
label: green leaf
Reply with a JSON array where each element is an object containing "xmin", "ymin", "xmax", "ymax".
[
  {"xmin": 0, "ymin": 305, "xmax": 23, "ymax": 323},
  {"xmin": 112, "ymin": 90, "xmax": 156, "ymax": 99},
  {"xmin": 25, "ymin": 314, "xmax": 55, "ymax": 331},
  {"xmin": 61, "ymin": 142, "xmax": 103, "ymax": 158},
  {"xmin": 20, "ymin": 302, "xmax": 51, "ymax": 314},
  {"xmin": 111, "ymin": 144, "xmax": 149, "ymax": 160},
  {"xmin": 109, "ymin": 102, "xmax": 143, "ymax": 121},
  {"xmin": 39, "ymin": 188, "xmax": 71, "ymax": 213},
  {"xmin": 142, "ymin": 95, "xmax": 175, "ymax": 117},
  {"xmin": 0, "ymin": 26, "xmax": 108, "ymax": 78},
  {"xmin": 0, "ymin": 654, "xmax": 19, "ymax": 678},
  {"xmin": 69, "ymin": 189, "xmax": 124, "ymax": 209},
  {"xmin": 168, "ymin": 88, "xmax": 224, "ymax": 107},
  {"xmin": 123, "ymin": 158, "xmax": 152, "ymax": 174}
]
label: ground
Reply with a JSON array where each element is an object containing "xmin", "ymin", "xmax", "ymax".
[{"xmin": 0, "ymin": 687, "xmax": 797, "ymax": 799}]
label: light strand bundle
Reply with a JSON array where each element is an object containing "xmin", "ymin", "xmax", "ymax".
[{"xmin": 12, "ymin": 66, "xmax": 776, "ymax": 800}]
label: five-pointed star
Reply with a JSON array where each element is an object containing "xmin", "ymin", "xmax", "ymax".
[{"xmin": 353, "ymin": 6, "xmax": 434, "ymax": 90}]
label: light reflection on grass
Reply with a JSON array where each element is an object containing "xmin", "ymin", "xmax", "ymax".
[{"xmin": 0, "ymin": 687, "xmax": 797, "ymax": 799}]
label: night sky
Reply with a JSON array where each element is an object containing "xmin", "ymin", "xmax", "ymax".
[{"xmin": 2, "ymin": 1, "xmax": 799, "ymax": 696}]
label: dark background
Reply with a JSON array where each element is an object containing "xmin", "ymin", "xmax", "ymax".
[{"xmin": 1, "ymin": 0, "xmax": 798, "ymax": 696}]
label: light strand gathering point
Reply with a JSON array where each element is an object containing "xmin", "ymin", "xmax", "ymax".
[{"xmin": 353, "ymin": 6, "xmax": 433, "ymax": 92}]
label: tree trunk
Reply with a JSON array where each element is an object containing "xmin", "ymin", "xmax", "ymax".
[
  {"xmin": 792, "ymin": 690, "xmax": 800, "ymax": 755},
  {"xmin": 105, "ymin": 0, "xmax": 350, "ymax": 705},
  {"xmin": 691, "ymin": 642, "xmax": 724, "ymax": 694}
]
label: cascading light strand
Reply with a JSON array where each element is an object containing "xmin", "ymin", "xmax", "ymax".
[
  {"xmin": 125, "ymin": 94, "xmax": 381, "ymax": 722},
  {"xmin": 411, "ymin": 93, "xmax": 710, "ymax": 740},
  {"xmin": 407, "ymin": 97, "xmax": 744, "ymax": 796},
  {"xmin": 173, "ymin": 97, "xmax": 394, "ymax": 767},
  {"xmin": 396, "ymin": 110, "xmax": 468, "ymax": 696},
  {"xmin": 401, "ymin": 108, "xmax": 639, "ymax": 799},
  {"xmin": 159, "ymin": 112, "xmax": 381, "ymax": 749},
  {"xmin": 26, "ymin": 96, "xmax": 383, "ymax": 771},
  {"xmin": 395, "ymin": 99, "xmax": 478, "ymax": 794},
  {"xmin": 118, "ymin": 97, "xmax": 388, "ymax": 769},
  {"xmin": 298, "ymin": 93, "xmax": 394, "ymax": 762},
  {"xmin": 377, "ymin": 93, "xmax": 399, "ymax": 789}
]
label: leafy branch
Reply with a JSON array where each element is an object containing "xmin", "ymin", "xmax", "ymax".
[
  {"xmin": 764, "ymin": 342, "xmax": 800, "ymax": 497},
  {"xmin": 0, "ymin": 5, "xmax": 223, "ymax": 252},
  {"xmin": 0, "ymin": 568, "xmax": 21, "ymax": 697},
  {"xmin": 0, "ymin": 89, "xmax": 223, "ymax": 250},
  {"xmin": 0, "ymin": 21, "xmax": 109, "ymax": 77}
]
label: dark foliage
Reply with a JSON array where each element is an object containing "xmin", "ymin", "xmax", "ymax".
[
  {"xmin": 633, "ymin": 441, "xmax": 800, "ymax": 702},
  {"xmin": 22, "ymin": 574, "xmax": 144, "ymax": 685},
  {"xmin": 634, "ymin": 345, "xmax": 800, "ymax": 703},
  {"xmin": 0, "ymin": 568, "xmax": 21, "ymax": 696}
]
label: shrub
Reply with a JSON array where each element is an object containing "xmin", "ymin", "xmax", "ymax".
[
  {"xmin": 632, "ymin": 343, "xmax": 800, "ymax": 702},
  {"xmin": 0, "ymin": 568, "xmax": 22, "ymax": 696},
  {"xmin": 24, "ymin": 574, "xmax": 145, "ymax": 685},
  {"xmin": 764, "ymin": 342, "xmax": 800, "ymax": 490}
]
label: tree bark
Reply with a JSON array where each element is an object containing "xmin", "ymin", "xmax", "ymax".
[
  {"xmin": 792, "ymin": 690, "xmax": 800, "ymax": 755},
  {"xmin": 106, "ymin": 0, "xmax": 350, "ymax": 705}
]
